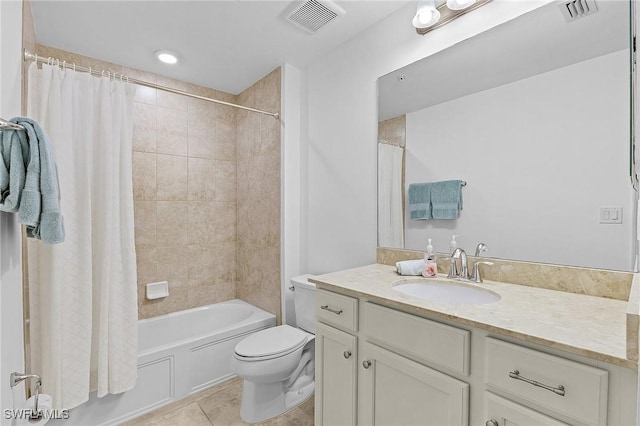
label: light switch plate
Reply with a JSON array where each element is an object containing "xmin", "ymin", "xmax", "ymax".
[{"xmin": 599, "ymin": 206, "xmax": 622, "ymax": 224}]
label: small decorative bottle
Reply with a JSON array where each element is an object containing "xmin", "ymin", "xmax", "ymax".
[{"xmin": 422, "ymin": 239, "xmax": 438, "ymax": 278}]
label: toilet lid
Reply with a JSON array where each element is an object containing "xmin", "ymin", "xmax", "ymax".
[{"xmin": 235, "ymin": 325, "xmax": 308, "ymax": 358}]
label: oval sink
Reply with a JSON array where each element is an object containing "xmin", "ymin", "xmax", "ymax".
[{"xmin": 392, "ymin": 279, "xmax": 501, "ymax": 305}]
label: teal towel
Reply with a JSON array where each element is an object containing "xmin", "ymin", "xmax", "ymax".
[
  {"xmin": 408, "ymin": 183, "xmax": 431, "ymax": 220},
  {"xmin": 0, "ymin": 125, "xmax": 29, "ymax": 212},
  {"xmin": 13, "ymin": 117, "xmax": 65, "ymax": 244},
  {"xmin": 431, "ymin": 180, "xmax": 463, "ymax": 219}
]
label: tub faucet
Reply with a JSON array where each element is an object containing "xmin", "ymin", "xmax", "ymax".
[{"xmin": 448, "ymin": 248, "xmax": 469, "ymax": 280}]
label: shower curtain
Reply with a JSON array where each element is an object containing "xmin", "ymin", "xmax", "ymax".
[
  {"xmin": 378, "ymin": 142, "xmax": 404, "ymax": 248},
  {"xmin": 26, "ymin": 62, "xmax": 138, "ymax": 410}
]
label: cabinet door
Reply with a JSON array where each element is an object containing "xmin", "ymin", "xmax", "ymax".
[
  {"xmin": 485, "ymin": 392, "xmax": 569, "ymax": 426},
  {"xmin": 360, "ymin": 342, "xmax": 469, "ymax": 426},
  {"xmin": 315, "ymin": 322, "xmax": 357, "ymax": 426}
]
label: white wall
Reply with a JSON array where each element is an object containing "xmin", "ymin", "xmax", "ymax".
[
  {"xmin": 405, "ymin": 50, "xmax": 631, "ymax": 270},
  {"xmin": 0, "ymin": 0, "xmax": 26, "ymax": 422},
  {"xmin": 302, "ymin": 0, "xmax": 551, "ymax": 274},
  {"xmin": 281, "ymin": 63, "xmax": 302, "ymax": 325}
]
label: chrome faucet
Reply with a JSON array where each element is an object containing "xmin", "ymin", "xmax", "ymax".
[
  {"xmin": 475, "ymin": 242, "xmax": 487, "ymax": 257},
  {"xmin": 448, "ymin": 248, "xmax": 494, "ymax": 283},
  {"xmin": 448, "ymin": 248, "xmax": 469, "ymax": 280}
]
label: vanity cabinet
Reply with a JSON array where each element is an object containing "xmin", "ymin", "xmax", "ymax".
[
  {"xmin": 315, "ymin": 289, "xmax": 470, "ymax": 425},
  {"xmin": 315, "ymin": 286, "xmax": 637, "ymax": 426},
  {"xmin": 315, "ymin": 322, "xmax": 357, "ymax": 426},
  {"xmin": 359, "ymin": 341, "xmax": 469, "ymax": 426}
]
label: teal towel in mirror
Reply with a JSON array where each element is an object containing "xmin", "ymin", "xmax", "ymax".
[
  {"xmin": 408, "ymin": 182, "xmax": 431, "ymax": 220},
  {"xmin": 431, "ymin": 179, "xmax": 463, "ymax": 219}
]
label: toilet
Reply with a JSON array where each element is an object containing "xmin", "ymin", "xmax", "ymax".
[{"xmin": 232, "ymin": 274, "xmax": 316, "ymax": 423}]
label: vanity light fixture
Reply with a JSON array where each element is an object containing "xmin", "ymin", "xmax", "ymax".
[
  {"xmin": 413, "ymin": 0, "xmax": 492, "ymax": 35},
  {"xmin": 446, "ymin": 0, "xmax": 476, "ymax": 10},
  {"xmin": 154, "ymin": 49, "xmax": 178, "ymax": 65}
]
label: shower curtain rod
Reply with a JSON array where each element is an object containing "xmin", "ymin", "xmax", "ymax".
[{"xmin": 23, "ymin": 50, "xmax": 280, "ymax": 120}]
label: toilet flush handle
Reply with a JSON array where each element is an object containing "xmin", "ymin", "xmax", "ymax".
[{"xmin": 343, "ymin": 351, "xmax": 351, "ymax": 359}]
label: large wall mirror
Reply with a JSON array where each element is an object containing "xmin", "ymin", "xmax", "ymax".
[{"xmin": 377, "ymin": 1, "xmax": 636, "ymax": 271}]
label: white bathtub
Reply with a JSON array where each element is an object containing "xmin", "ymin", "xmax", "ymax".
[{"xmin": 52, "ymin": 299, "xmax": 275, "ymax": 426}]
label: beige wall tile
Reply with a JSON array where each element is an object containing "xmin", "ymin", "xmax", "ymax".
[
  {"xmin": 135, "ymin": 246, "xmax": 158, "ymax": 287},
  {"xmin": 157, "ymin": 89, "xmax": 189, "ymax": 111},
  {"xmin": 187, "ymin": 245, "xmax": 216, "ymax": 287},
  {"xmin": 134, "ymin": 85, "xmax": 157, "ymax": 106},
  {"xmin": 236, "ymin": 67, "xmax": 282, "ymax": 323},
  {"xmin": 134, "ymin": 201, "xmax": 156, "ymax": 247},
  {"xmin": 188, "ymin": 132, "xmax": 216, "ymax": 160},
  {"xmin": 156, "ymin": 154, "xmax": 188, "ymax": 201},
  {"xmin": 214, "ymin": 161, "xmax": 236, "ymax": 202},
  {"xmin": 188, "ymin": 158, "xmax": 215, "ymax": 201},
  {"xmin": 187, "ymin": 201, "xmax": 211, "ymax": 246},
  {"xmin": 133, "ymin": 102, "xmax": 157, "ymax": 153},
  {"xmin": 157, "ymin": 106, "xmax": 188, "ymax": 156},
  {"xmin": 132, "ymin": 152, "xmax": 156, "ymax": 201},
  {"xmin": 156, "ymin": 246, "xmax": 190, "ymax": 288},
  {"xmin": 157, "ymin": 201, "xmax": 189, "ymax": 246}
]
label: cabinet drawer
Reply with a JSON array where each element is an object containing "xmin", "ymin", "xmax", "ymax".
[
  {"xmin": 485, "ymin": 338, "xmax": 608, "ymax": 426},
  {"xmin": 363, "ymin": 302, "xmax": 470, "ymax": 376},
  {"xmin": 485, "ymin": 392, "xmax": 568, "ymax": 426},
  {"xmin": 316, "ymin": 289, "xmax": 358, "ymax": 332}
]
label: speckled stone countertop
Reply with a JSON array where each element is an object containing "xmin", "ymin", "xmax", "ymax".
[{"xmin": 310, "ymin": 263, "xmax": 639, "ymax": 370}]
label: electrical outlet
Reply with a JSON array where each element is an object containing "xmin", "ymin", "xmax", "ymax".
[{"xmin": 599, "ymin": 207, "xmax": 622, "ymax": 224}]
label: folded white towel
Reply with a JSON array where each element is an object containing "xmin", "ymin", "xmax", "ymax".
[{"xmin": 396, "ymin": 259, "xmax": 424, "ymax": 276}]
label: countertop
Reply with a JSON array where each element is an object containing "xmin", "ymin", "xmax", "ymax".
[{"xmin": 310, "ymin": 263, "xmax": 638, "ymax": 370}]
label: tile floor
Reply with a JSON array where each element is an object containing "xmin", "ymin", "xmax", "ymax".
[{"xmin": 121, "ymin": 378, "xmax": 314, "ymax": 426}]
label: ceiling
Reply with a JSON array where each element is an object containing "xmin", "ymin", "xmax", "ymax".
[
  {"xmin": 30, "ymin": 0, "xmax": 412, "ymax": 95},
  {"xmin": 378, "ymin": 0, "xmax": 629, "ymax": 121}
]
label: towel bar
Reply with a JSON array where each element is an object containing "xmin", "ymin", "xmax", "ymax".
[{"xmin": 0, "ymin": 117, "xmax": 24, "ymax": 131}]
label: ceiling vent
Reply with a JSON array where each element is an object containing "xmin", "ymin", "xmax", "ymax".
[
  {"xmin": 559, "ymin": 0, "xmax": 598, "ymax": 22},
  {"xmin": 284, "ymin": 0, "xmax": 345, "ymax": 34}
]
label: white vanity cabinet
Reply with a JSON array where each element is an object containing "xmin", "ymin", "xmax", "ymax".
[
  {"xmin": 315, "ymin": 289, "xmax": 471, "ymax": 425},
  {"xmin": 315, "ymin": 285, "xmax": 638, "ymax": 426}
]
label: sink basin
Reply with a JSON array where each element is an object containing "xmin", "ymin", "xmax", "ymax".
[{"xmin": 392, "ymin": 279, "xmax": 501, "ymax": 305}]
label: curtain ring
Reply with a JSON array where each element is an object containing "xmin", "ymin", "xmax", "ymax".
[
  {"xmin": 55, "ymin": 58, "xmax": 60, "ymax": 67},
  {"xmin": 34, "ymin": 53, "xmax": 38, "ymax": 64},
  {"xmin": 62, "ymin": 60, "xmax": 66, "ymax": 70},
  {"xmin": 73, "ymin": 62, "xmax": 76, "ymax": 72}
]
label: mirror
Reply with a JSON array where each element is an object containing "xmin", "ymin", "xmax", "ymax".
[{"xmin": 377, "ymin": 1, "xmax": 635, "ymax": 271}]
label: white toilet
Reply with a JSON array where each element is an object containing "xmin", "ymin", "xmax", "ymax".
[{"xmin": 232, "ymin": 274, "xmax": 316, "ymax": 423}]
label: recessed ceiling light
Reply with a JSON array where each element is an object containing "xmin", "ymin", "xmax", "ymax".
[{"xmin": 154, "ymin": 50, "xmax": 178, "ymax": 65}]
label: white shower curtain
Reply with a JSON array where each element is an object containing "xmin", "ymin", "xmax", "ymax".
[
  {"xmin": 26, "ymin": 62, "xmax": 138, "ymax": 409},
  {"xmin": 378, "ymin": 143, "xmax": 404, "ymax": 248}
]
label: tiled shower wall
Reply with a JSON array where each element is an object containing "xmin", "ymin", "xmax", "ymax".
[
  {"xmin": 30, "ymin": 45, "xmax": 281, "ymax": 320},
  {"xmin": 237, "ymin": 69, "xmax": 282, "ymax": 324}
]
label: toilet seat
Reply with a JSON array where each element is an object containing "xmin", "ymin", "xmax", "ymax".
[{"xmin": 234, "ymin": 325, "xmax": 308, "ymax": 361}]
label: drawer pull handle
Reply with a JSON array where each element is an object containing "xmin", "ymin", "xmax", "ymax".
[
  {"xmin": 485, "ymin": 421, "xmax": 499, "ymax": 426},
  {"xmin": 343, "ymin": 351, "xmax": 352, "ymax": 359},
  {"xmin": 508, "ymin": 370, "xmax": 565, "ymax": 397},
  {"xmin": 362, "ymin": 360, "xmax": 372, "ymax": 369},
  {"xmin": 320, "ymin": 305, "xmax": 343, "ymax": 315}
]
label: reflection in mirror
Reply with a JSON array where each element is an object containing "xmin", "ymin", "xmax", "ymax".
[{"xmin": 377, "ymin": 1, "xmax": 636, "ymax": 271}]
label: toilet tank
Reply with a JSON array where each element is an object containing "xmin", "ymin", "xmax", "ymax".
[{"xmin": 291, "ymin": 274, "xmax": 317, "ymax": 333}]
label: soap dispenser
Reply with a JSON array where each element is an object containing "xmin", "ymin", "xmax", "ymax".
[
  {"xmin": 422, "ymin": 239, "xmax": 438, "ymax": 278},
  {"xmin": 449, "ymin": 235, "xmax": 459, "ymax": 254}
]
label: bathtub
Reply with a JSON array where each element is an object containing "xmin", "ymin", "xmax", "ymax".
[{"xmin": 52, "ymin": 299, "xmax": 275, "ymax": 426}]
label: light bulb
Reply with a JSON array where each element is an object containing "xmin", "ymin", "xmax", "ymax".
[
  {"xmin": 412, "ymin": 0, "xmax": 441, "ymax": 28},
  {"xmin": 154, "ymin": 50, "xmax": 178, "ymax": 65},
  {"xmin": 446, "ymin": 0, "xmax": 476, "ymax": 11}
]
